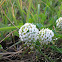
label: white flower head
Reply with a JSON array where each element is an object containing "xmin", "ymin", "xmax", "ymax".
[
  {"xmin": 39, "ymin": 28, "xmax": 54, "ymax": 45},
  {"xmin": 56, "ymin": 17, "xmax": 62, "ymax": 29},
  {"xmin": 19, "ymin": 23, "xmax": 39, "ymax": 47}
]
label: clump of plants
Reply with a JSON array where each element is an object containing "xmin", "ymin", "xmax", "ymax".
[
  {"xmin": 18, "ymin": 17, "xmax": 62, "ymax": 62},
  {"xmin": 0, "ymin": 0, "xmax": 62, "ymax": 62}
]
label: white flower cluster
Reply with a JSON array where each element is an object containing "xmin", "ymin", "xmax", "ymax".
[
  {"xmin": 56, "ymin": 17, "xmax": 62, "ymax": 29},
  {"xmin": 39, "ymin": 28, "xmax": 54, "ymax": 45},
  {"xmin": 19, "ymin": 23, "xmax": 39, "ymax": 46},
  {"xmin": 19, "ymin": 23, "xmax": 55, "ymax": 46}
]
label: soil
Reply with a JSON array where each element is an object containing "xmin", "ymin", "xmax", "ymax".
[{"xmin": 0, "ymin": 36, "xmax": 62, "ymax": 62}]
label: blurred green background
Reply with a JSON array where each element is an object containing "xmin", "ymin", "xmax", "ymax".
[{"xmin": 0, "ymin": 0, "xmax": 62, "ymax": 40}]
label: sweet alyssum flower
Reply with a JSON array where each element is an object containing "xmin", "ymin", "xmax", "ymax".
[
  {"xmin": 56, "ymin": 17, "xmax": 62, "ymax": 29},
  {"xmin": 19, "ymin": 23, "xmax": 39, "ymax": 47},
  {"xmin": 38, "ymin": 28, "xmax": 54, "ymax": 45}
]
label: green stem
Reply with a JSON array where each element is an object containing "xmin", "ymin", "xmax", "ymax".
[{"xmin": 51, "ymin": 43, "xmax": 62, "ymax": 53}]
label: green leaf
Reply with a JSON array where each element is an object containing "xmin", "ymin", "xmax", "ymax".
[
  {"xmin": 0, "ymin": 24, "xmax": 23, "ymax": 31},
  {"xmin": 36, "ymin": 23, "xmax": 43, "ymax": 29}
]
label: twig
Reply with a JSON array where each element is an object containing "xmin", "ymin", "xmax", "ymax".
[
  {"xmin": 0, "ymin": 30, "xmax": 17, "ymax": 43},
  {"xmin": 0, "ymin": 50, "xmax": 22, "ymax": 55},
  {"xmin": 1, "ymin": 57, "xmax": 13, "ymax": 62}
]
